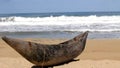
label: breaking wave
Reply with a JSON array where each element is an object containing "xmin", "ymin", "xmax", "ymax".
[{"xmin": 0, "ymin": 15, "xmax": 120, "ymax": 32}]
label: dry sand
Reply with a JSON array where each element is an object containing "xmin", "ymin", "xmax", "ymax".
[{"xmin": 0, "ymin": 38, "xmax": 120, "ymax": 68}]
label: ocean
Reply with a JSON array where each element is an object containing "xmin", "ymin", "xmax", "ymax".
[{"xmin": 0, "ymin": 12, "xmax": 120, "ymax": 39}]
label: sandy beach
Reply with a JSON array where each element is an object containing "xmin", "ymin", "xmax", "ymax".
[{"xmin": 0, "ymin": 38, "xmax": 120, "ymax": 68}]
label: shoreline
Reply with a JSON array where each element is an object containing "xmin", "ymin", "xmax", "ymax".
[{"xmin": 1, "ymin": 31, "xmax": 120, "ymax": 39}]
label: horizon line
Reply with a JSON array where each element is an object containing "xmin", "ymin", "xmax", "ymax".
[{"xmin": 0, "ymin": 11, "xmax": 120, "ymax": 15}]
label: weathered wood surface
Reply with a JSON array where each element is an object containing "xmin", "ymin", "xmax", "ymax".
[{"xmin": 2, "ymin": 31, "xmax": 88, "ymax": 68}]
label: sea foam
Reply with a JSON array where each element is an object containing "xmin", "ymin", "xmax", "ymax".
[{"xmin": 0, "ymin": 15, "xmax": 120, "ymax": 32}]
